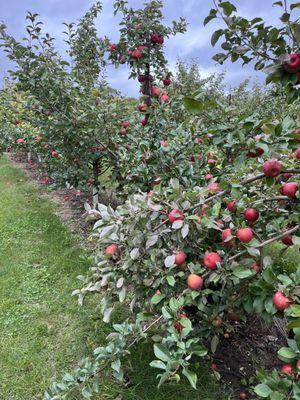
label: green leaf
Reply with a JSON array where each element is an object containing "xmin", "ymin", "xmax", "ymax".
[
  {"xmin": 182, "ymin": 368, "xmax": 197, "ymax": 389},
  {"xmin": 270, "ymin": 392, "xmax": 284, "ymax": 400},
  {"xmin": 151, "ymin": 293, "xmax": 165, "ymax": 305},
  {"xmin": 288, "ymin": 318, "xmax": 300, "ymax": 329},
  {"xmin": 280, "ymin": 12, "xmax": 290, "ymax": 22},
  {"xmin": 154, "ymin": 344, "xmax": 172, "ymax": 362},
  {"xmin": 277, "ymin": 347, "xmax": 297, "ymax": 362},
  {"xmin": 166, "ymin": 276, "xmax": 176, "ymax": 287},
  {"xmin": 183, "ymin": 97, "xmax": 217, "ymax": 114},
  {"xmin": 233, "ymin": 267, "xmax": 253, "ymax": 279},
  {"xmin": 211, "ymin": 29, "xmax": 224, "ymax": 46},
  {"xmin": 204, "ymin": 9, "xmax": 217, "ymax": 26},
  {"xmin": 291, "ymin": 2, "xmax": 300, "ymax": 10},
  {"xmin": 149, "ymin": 360, "xmax": 166, "ymax": 370},
  {"xmin": 254, "ymin": 383, "xmax": 273, "ymax": 397},
  {"xmin": 219, "ymin": 1, "xmax": 237, "ymax": 16}
]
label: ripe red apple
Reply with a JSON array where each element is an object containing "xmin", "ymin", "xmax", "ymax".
[
  {"xmin": 251, "ymin": 262, "xmax": 262, "ymax": 273},
  {"xmin": 105, "ymin": 244, "xmax": 118, "ymax": 255},
  {"xmin": 236, "ymin": 227, "xmax": 253, "ymax": 243},
  {"xmin": 119, "ymin": 127, "xmax": 127, "ymax": 136},
  {"xmin": 163, "ymin": 78, "xmax": 171, "ymax": 86},
  {"xmin": 273, "ymin": 291, "xmax": 292, "ymax": 310},
  {"xmin": 227, "ymin": 201, "xmax": 237, "ymax": 213},
  {"xmin": 283, "ymin": 53, "xmax": 300, "ymax": 73},
  {"xmin": 197, "ymin": 137, "xmax": 203, "ymax": 144},
  {"xmin": 280, "ymin": 364, "xmax": 293, "ymax": 375},
  {"xmin": 160, "ymin": 93, "xmax": 169, "ymax": 103},
  {"xmin": 239, "ymin": 393, "xmax": 247, "ymax": 400},
  {"xmin": 121, "ymin": 121, "xmax": 130, "ymax": 129},
  {"xmin": 141, "ymin": 118, "xmax": 147, "ymax": 126},
  {"xmin": 51, "ymin": 151, "xmax": 59, "ymax": 157},
  {"xmin": 168, "ymin": 209, "xmax": 184, "ymax": 223},
  {"xmin": 138, "ymin": 104, "xmax": 147, "ymax": 112},
  {"xmin": 110, "ymin": 43, "xmax": 117, "ymax": 51},
  {"xmin": 16, "ymin": 138, "xmax": 25, "ymax": 143},
  {"xmin": 281, "ymin": 182, "xmax": 298, "ymax": 198},
  {"xmin": 203, "ymin": 252, "xmax": 222, "ymax": 270},
  {"xmin": 262, "ymin": 160, "xmax": 282, "ymax": 177},
  {"xmin": 282, "ymin": 234, "xmax": 294, "ymax": 246},
  {"xmin": 151, "ymin": 86, "xmax": 161, "ymax": 97},
  {"xmin": 132, "ymin": 49, "xmax": 143, "ymax": 59},
  {"xmin": 221, "ymin": 228, "xmax": 233, "ymax": 244},
  {"xmin": 156, "ymin": 289, "xmax": 161, "ymax": 295},
  {"xmin": 213, "ymin": 317, "xmax": 222, "ymax": 328},
  {"xmin": 138, "ymin": 74, "xmax": 146, "ymax": 83},
  {"xmin": 205, "ymin": 174, "xmax": 213, "ymax": 181},
  {"xmin": 175, "ymin": 251, "xmax": 186, "ymax": 266},
  {"xmin": 244, "ymin": 208, "xmax": 260, "ymax": 222},
  {"xmin": 207, "ymin": 158, "xmax": 217, "ymax": 164},
  {"xmin": 255, "ymin": 148, "xmax": 264, "ymax": 156},
  {"xmin": 208, "ymin": 183, "xmax": 220, "ymax": 193},
  {"xmin": 151, "ymin": 32, "xmax": 160, "ymax": 43},
  {"xmin": 187, "ymin": 274, "xmax": 203, "ymax": 290},
  {"xmin": 296, "ymin": 148, "xmax": 300, "ymax": 159},
  {"xmin": 283, "ymin": 172, "xmax": 293, "ymax": 180}
]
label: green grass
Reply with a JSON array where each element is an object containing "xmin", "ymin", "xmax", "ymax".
[{"xmin": 0, "ymin": 155, "xmax": 227, "ymax": 400}]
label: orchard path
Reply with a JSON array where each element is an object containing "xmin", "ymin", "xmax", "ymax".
[{"xmin": 0, "ymin": 155, "xmax": 227, "ymax": 400}]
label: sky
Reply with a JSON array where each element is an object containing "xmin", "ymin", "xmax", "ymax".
[{"xmin": 0, "ymin": 0, "xmax": 287, "ymax": 96}]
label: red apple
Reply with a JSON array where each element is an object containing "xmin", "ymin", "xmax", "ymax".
[
  {"xmin": 168, "ymin": 209, "xmax": 184, "ymax": 224},
  {"xmin": 105, "ymin": 244, "xmax": 118, "ymax": 255},
  {"xmin": 163, "ymin": 78, "xmax": 171, "ymax": 86},
  {"xmin": 138, "ymin": 104, "xmax": 147, "ymax": 112},
  {"xmin": 151, "ymin": 86, "xmax": 161, "ymax": 97},
  {"xmin": 205, "ymin": 174, "xmax": 213, "ymax": 181},
  {"xmin": 262, "ymin": 160, "xmax": 282, "ymax": 177},
  {"xmin": 132, "ymin": 49, "xmax": 143, "ymax": 59},
  {"xmin": 16, "ymin": 138, "xmax": 25, "ymax": 143},
  {"xmin": 213, "ymin": 317, "xmax": 222, "ymax": 328},
  {"xmin": 273, "ymin": 291, "xmax": 292, "ymax": 310},
  {"xmin": 251, "ymin": 262, "xmax": 262, "ymax": 273},
  {"xmin": 239, "ymin": 393, "xmax": 247, "ymax": 400},
  {"xmin": 280, "ymin": 364, "xmax": 293, "ymax": 375},
  {"xmin": 141, "ymin": 118, "xmax": 147, "ymax": 126},
  {"xmin": 282, "ymin": 234, "xmax": 294, "ymax": 246},
  {"xmin": 221, "ymin": 228, "xmax": 233, "ymax": 244},
  {"xmin": 203, "ymin": 252, "xmax": 222, "ymax": 270},
  {"xmin": 175, "ymin": 251, "xmax": 186, "ymax": 266},
  {"xmin": 110, "ymin": 43, "xmax": 117, "ymax": 51},
  {"xmin": 51, "ymin": 151, "xmax": 59, "ymax": 157},
  {"xmin": 208, "ymin": 183, "xmax": 220, "ymax": 193},
  {"xmin": 227, "ymin": 201, "xmax": 237, "ymax": 213},
  {"xmin": 121, "ymin": 121, "xmax": 130, "ymax": 129},
  {"xmin": 160, "ymin": 93, "xmax": 169, "ymax": 103},
  {"xmin": 187, "ymin": 274, "xmax": 203, "ymax": 290},
  {"xmin": 138, "ymin": 75, "xmax": 146, "ymax": 83},
  {"xmin": 283, "ymin": 53, "xmax": 300, "ymax": 73},
  {"xmin": 244, "ymin": 208, "xmax": 260, "ymax": 222},
  {"xmin": 281, "ymin": 182, "xmax": 298, "ymax": 198},
  {"xmin": 119, "ymin": 128, "xmax": 127, "ymax": 136},
  {"xmin": 236, "ymin": 227, "xmax": 253, "ymax": 243}
]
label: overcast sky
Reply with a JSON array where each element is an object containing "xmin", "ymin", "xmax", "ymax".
[{"xmin": 0, "ymin": 0, "xmax": 287, "ymax": 96}]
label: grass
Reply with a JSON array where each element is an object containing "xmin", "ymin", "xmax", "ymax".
[{"xmin": 0, "ymin": 155, "xmax": 227, "ymax": 400}]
